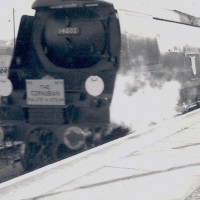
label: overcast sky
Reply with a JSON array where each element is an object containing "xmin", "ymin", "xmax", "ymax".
[
  {"xmin": 0, "ymin": 0, "xmax": 200, "ymax": 40},
  {"xmin": 0, "ymin": 0, "xmax": 35, "ymax": 40}
]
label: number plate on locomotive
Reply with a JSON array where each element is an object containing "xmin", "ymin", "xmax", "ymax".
[{"xmin": 58, "ymin": 27, "xmax": 80, "ymax": 35}]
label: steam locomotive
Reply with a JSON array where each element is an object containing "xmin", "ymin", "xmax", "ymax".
[
  {"xmin": 1, "ymin": 0, "xmax": 200, "ymax": 171},
  {"xmin": 0, "ymin": 0, "xmax": 121, "ymax": 170}
]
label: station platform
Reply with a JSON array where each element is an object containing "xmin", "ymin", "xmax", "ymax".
[{"xmin": 1, "ymin": 109, "xmax": 200, "ymax": 199}]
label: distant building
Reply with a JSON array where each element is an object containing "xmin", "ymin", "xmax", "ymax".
[{"xmin": 0, "ymin": 39, "xmax": 14, "ymax": 55}]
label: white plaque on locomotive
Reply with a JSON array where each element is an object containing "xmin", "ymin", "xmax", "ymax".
[{"xmin": 26, "ymin": 79, "xmax": 65, "ymax": 105}]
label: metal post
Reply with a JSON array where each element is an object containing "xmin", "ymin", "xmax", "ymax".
[{"xmin": 13, "ymin": 8, "xmax": 16, "ymax": 48}]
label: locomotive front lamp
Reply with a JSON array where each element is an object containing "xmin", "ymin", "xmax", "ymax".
[
  {"xmin": 0, "ymin": 78, "xmax": 13, "ymax": 97},
  {"xmin": 85, "ymin": 76, "xmax": 104, "ymax": 97}
]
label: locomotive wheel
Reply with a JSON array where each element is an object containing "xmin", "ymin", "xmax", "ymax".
[{"xmin": 21, "ymin": 128, "xmax": 57, "ymax": 171}]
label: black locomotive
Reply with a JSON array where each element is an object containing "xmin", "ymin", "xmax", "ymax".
[{"xmin": 0, "ymin": 0, "xmax": 121, "ymax": 170}]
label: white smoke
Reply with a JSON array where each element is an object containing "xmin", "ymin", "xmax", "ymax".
[{"xmin": 110, "ymin": 73, "xmax": 181, "ymax": 131}]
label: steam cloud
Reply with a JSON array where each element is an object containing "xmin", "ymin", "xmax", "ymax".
[{"xmin": 110, "ymin": 72, "xmax": 181, "ymax": 131}]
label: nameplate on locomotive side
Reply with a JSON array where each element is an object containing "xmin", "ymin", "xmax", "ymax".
[{"xmin": 26, "ymin": 79, "xmax": 65, "ymax": 105}]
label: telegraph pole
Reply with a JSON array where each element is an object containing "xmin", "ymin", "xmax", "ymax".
[{"xmin": 13, "ymin": 8, "xmax": 16, "ymax": 48}]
